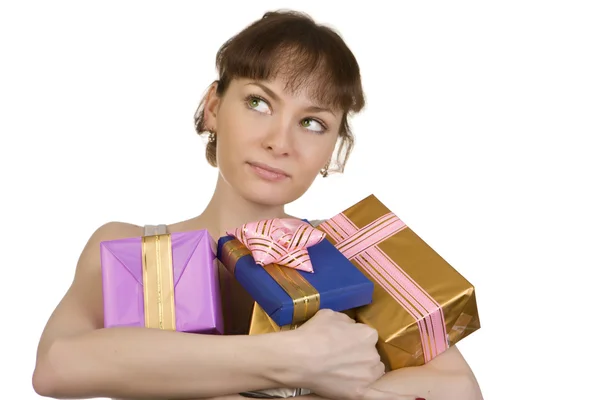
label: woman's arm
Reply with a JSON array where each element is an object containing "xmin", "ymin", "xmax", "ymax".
[
  {"xmin": 199, "ymin": 347, "xmax": 481, "ymax": 400},
  {"xmin": 32, "ymin": 222, "xmax": 392, "ymax": 400},
  {"xmin": 32, "ymin": 222, "xmax": 294, "ymax": 399},
  {"xmin": 369, "ymin": 347, "xmax": 483, "ymax": 400}
]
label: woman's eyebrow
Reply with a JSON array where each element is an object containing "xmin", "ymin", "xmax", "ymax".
[
  {"xmin": 304, "ymin": 104, "xmax": 335, "ymax": 116},
  {"xmin": 245, "ymin": 82, "xmax": 280, "ymax": 102},
  {"xmin": 245, "ymin": 81, "xmax": 335, "ymax": 116}
]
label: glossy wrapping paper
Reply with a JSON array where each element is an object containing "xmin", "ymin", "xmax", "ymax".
[
  {"xmin": 217, "ymin": 218, "xmax": 374, "ymax": 327},
  {"xmin": 250, "ymin": 195, "xmax": 480, "ymax": 370},
  {"xmin": 100, "ymin": 229, "xmax": 224, "ymax": 334}
]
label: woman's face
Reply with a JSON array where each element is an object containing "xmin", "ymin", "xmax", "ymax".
[{"xmin": 204, "ymin": 76, "xmax": 343, "ymax": 207}]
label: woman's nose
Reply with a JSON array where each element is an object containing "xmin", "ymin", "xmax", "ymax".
[{"xmin": 261, "ymin": 119, "xmax": 294, "ymax": 156}]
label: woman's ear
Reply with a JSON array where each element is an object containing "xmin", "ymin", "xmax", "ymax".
[{"xmin": 203, "ymin": 81, "xmax": 221, "ymax": 131}]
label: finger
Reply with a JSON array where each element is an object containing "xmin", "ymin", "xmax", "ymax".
[
  {"xmin": 361, "ymin": 387, "xmax": 423, "ymax": 400},
  {"xmin": 334, "ymin": 311, "xmax": 356, "ymax": 323},
  {"xmin": 355, "ymin": 323, "xmax": 379, "ymax": 342},
  {"xmin": 371, "ymin": 361, "xmax": 386, "ymax": 378},
  {"xmin": 317, "ymin": 308, "xmax": 355, "ymax": 323}
]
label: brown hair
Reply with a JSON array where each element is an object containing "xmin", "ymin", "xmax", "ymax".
[{"xmin": 194, "ymin": 10, "xmax": 366, "ymax": 174}]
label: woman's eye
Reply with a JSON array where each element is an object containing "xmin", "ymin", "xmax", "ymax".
[
  {"xmin": 246, "ymin": 96, "xmax": 270, "ymax": 113},
  {"xmin": 300, "ymin": 118, "xmax": 325, "ymax": 133}
]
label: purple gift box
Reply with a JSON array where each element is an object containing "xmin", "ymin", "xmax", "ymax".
[{"xmin": 100, "ymin": 229, "xmax": 223, "ymax": 334}]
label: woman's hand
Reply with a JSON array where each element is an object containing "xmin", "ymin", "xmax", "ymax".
[{"xmin": 282, "ymin": 309, "xmax": 420, "ymax": 400}]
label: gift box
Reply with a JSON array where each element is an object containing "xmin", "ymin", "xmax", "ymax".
[
  {"xmin": 249, "ymin": 302, "xmax": 357, "ymax": 334},
  {"xmin": 250, "ymin": 195, "xmax": 480, "ymax": 370},
  {"xmin": 216, "ymin": 218, "xmax": 374, "ymax": 327},
  {"xmin": 100, "ymin": 229, "xmax": 224, "ymax": 334}
]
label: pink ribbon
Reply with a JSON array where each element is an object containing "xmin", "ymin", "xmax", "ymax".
[
  {"xmin": 318, "ymin": 211, "xmax": 449, "ymax": 363},
  {"xmin": 226, "ymin": 218, "xmax": 326, "ymax": 273}
]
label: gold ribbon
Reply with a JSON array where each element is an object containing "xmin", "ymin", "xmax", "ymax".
[
  {"xmin": 141, "ymin": 234, "xmax": 176, "ymax": 330},
  {"xmin": 249, "ymin": 303, "xmax": 299, "ymax": 334},
  {"xmin": 221, "ymin": 239, "xmax": 320, "ymax": 325},
  {"xmin": 220, "ymin": 239, "xmax": 252, "ymax": 275}
]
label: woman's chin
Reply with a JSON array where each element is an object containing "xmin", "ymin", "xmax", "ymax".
[{"xmin": 239, "ymin": 185, "xmax": 300, "ymax": 208}]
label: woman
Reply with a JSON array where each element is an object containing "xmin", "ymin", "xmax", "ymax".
[{"xmin": 32, "ymin": 10, "xmax": 483, "ymax": 400}]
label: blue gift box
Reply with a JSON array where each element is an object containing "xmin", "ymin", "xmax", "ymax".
[{"xmin": 217, "ymin": 226, "xmax": 374, "ymax": 327}]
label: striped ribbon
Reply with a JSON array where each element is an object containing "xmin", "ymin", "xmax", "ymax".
[
  {"xmin": 226, "ymin": 218, "xmax": 326, "ymax": 273},
  {"xmin": 319, "ymin": 212, "xmax": 448, "ymax": 363}
]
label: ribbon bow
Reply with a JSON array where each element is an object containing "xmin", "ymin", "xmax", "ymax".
[{"xmin": 226, "ymin": 218, "xmax": 326, "ymax": 273}]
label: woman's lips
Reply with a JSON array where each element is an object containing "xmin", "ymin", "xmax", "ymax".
[{"xmin": 247, "ymin": 162, "xmax": 290, "ymax": 182}]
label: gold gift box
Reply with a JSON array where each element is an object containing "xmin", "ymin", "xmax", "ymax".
[{"xmin": 249, "ymin": 194, "xmax": 480, "ymax": 370}]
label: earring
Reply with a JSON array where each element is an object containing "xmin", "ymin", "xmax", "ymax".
[
  {"xmin": 320, "ymin": 161, "xmax": 330, "ymax": 177},
  {"xmin": 208, "ymin": 129, "xmax": 216, "ymax": 143}
]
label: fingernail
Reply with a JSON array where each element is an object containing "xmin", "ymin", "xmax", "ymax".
[{"xmin": 416, "ymin": 398, "xmax": 426, "ymax": 400}]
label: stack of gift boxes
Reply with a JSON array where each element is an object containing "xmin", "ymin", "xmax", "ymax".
[{"xmin": 100, "ymin": 194, "xmax": 480, "ymax": 377}]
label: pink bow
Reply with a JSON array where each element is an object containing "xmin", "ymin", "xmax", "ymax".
[{"xmin": 226, "ymin": 218, "xmax": 326, "ymax": 273}]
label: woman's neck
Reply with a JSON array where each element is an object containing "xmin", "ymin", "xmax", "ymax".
[{"xmin": 195, "ymin": 175, "xmax": 292, "ymax": 241}]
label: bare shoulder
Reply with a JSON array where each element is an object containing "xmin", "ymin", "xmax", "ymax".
[
  {"xmin": 70, "ymin": 220, "xmax": 146, "ymax": 296},
  {"xmin": 35, "ymin": 221, "xmax": 147, "ymax": 357},
  {"xmin": 74, "ymin": 221, "xmax": 144, "ymax": 273},
  {"xmin": 66, "ymin": 221, "xmax": 146, "ymax": 313},
  {"xmin": 85, "ymin": 220, "xmax": 146, "ymax": 252},
  {"xmin": 91, "ymin": 221, "xmax": 144, "ymax": 242},
  {"xmin": 95, "ymin": 216, "xmax": 208, "ymax": 240}
]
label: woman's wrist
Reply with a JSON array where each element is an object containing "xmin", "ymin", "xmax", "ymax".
[{"xmin": 255, "ymin": 330, "xmax": 309, "ymax": 389}]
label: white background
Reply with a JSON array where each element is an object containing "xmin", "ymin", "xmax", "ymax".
[{"xmin": 1, "ymin": 1, "xmax": 599, "ymax": 399}]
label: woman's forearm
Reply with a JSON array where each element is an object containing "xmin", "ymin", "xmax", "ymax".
[
  {"xmin": 371, "ymin": 362, "xmax": 483, "ymax": 400},
  {"xmin": 177, "ymin": 347, "xmax": 482, "ymax": 400},
  {"xmin": 35, "ymin": 327, "xmax": 296, "ymax": 399},
  {"xmin": 194, "ymin": 366, "xmax": 478, "ymax": 400}
]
